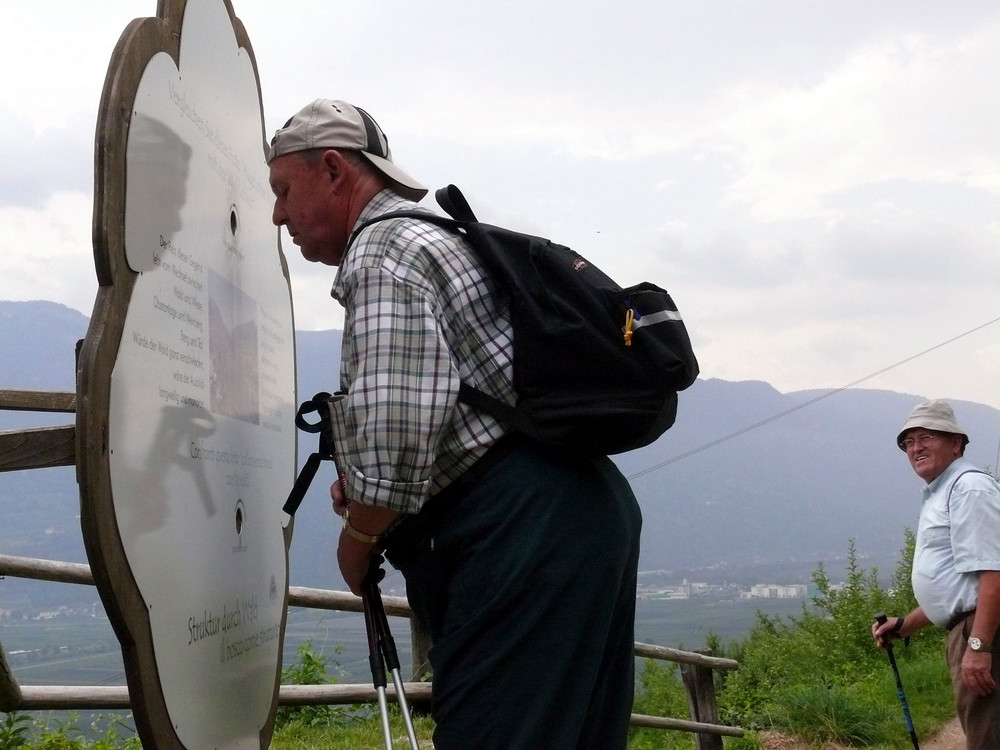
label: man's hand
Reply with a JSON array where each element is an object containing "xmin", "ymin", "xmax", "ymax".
[
  {"xmin": 331, "ymin": 476, "xmax": 349, "ymax": 517},
  {"xmin": 872, "ymin": 607, "xmax": 929, "ymax": 648},
  {"xmin": 872, "ymin": 616, "xmax": 904, "ymax": 648},
  {"xmin": 338, "ymin": 532, "xmax": 380, "ymax": 595},
  {"xmin": 961, "ymin": 649, "xmax": 996, "ymax": 697},
  {"xmin": 332, "ymin": 494, "xmax": 400, "ymax": 595}
]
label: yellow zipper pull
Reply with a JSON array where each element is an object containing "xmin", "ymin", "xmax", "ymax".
[{"xmin": 623, "ymin": 308, "xmax": 635, "ymax": 347}]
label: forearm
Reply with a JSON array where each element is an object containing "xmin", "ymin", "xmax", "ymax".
[
  {"xmin": 344, "ymin": 501, "xmax": 401, "ymax": 538},
  {"xmin": 901, "ymin": 606, "xmax": 932, "ymax": 636},
  {"xmin": 336, "ymin": 501, "xmax": 402, "ymax": 597},
  {"xmin": 872, "ymin": 606, "xmax": 931, "ymax": 646}
]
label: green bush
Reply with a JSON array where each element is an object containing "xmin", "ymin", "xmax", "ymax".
[
  {"xmin": 709, "ymin": 532, "xmax": 953, "ymax": 747},
  {"xmin": 0, "ymin": 712, "xmax": 32, "ymax": 750},
  {"xmin": 275, "ymin": 640, "xmax": 353, "ymax": 729},
  {"xmin": 629, "ymin": 660, "xmax": 695, "ymax": 749}
]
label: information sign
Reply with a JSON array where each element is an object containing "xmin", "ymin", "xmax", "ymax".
[{"xmin": 77, "ymin": 1, "xmax": 294, "ymax": 748}]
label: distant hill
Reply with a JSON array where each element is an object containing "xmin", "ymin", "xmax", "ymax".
[{"xmin": 2, "ymin": 299, "xmax": 998, "ymax": 598}]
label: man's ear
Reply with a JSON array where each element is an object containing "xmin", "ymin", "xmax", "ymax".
[
  {"xmin": 321, "ymin": 149, "xmax": 349, "ymax": 185},
  {"xmin": 949, "ymin": 434, "xmax": 964, "ymax": 456}
]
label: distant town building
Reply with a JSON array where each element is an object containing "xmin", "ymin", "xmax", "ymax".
[{"xmin": 742, "ymin": 583, "xmax": 807, "ymax": 599}]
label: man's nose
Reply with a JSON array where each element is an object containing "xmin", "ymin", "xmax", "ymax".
[{"xmin": 271, "ymin": 202, "xmax": 285, "ymax": 226}]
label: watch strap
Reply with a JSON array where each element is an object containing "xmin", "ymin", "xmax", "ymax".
[
  {"xmin": 969, "ymin": 637, "xmax": 993, "ymax": 653},
  {"xmin": 343, "ymin": 507, "xmax": 382, "ymax": 545}
]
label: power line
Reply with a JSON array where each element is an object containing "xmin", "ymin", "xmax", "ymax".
[{"xmin": 627, "ymin": 317, "xmax": 1000, "ymax": 480}]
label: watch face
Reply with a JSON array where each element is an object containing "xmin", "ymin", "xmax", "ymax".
[{"xmin": 969, "ymin": 637, "xmax": 983, "ymax": 651}]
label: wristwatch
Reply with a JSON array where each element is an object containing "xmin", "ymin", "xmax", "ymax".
[
  {"xmin": 343, "ymin": 507, "xmax": 383, "ymax": 545},
  {"xmin": 968, "ymin": 636, "xmax": 992, "ymax": 653}
]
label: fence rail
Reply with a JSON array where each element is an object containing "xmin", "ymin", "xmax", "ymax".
[
  {"xmin": 1, "ymin": 388, "xmax": 744, "ymax": 747},
  {"xmin": 0, "ymin": 551, "xmax": 743, "ymax": 744}
]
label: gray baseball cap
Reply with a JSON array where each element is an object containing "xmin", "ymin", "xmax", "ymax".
[
  {"xmin": 268, "ymin": 99, "xmax": 427, "ymax": 202},
  {"xmin": 896, "ymin": 399, "xmax": 969, "ymax": 451}
]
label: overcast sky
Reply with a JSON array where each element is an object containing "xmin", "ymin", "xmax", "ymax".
[{"xmin": 1, "ymin": 0, "xmax": 997, "ymax": 410}]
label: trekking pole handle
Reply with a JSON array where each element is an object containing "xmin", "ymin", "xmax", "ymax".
[{"xmin": 873, "ymin": 612, "xmax": 893, "ymax": 650}]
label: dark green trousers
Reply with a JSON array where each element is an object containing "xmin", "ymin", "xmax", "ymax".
[{"xmin": 387, "ymin": 439, "xmax": 642, "ymax": 750}]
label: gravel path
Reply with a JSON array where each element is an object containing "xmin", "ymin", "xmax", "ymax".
[{"xmin": 758, "ymin": 716, "xmax": 964, "ymax": 750}]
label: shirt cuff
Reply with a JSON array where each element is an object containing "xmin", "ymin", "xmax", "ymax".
[{"xmin": 342, "ymin": 462, "xmax": 428, "ymax": 514}]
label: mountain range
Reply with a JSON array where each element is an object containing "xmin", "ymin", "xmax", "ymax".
[{"xmin": 2, "ymin": 299, "xmax": 999, "ymax": 600}]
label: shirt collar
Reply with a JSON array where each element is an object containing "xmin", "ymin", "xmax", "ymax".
[
  {"xmin": 330, "ymin": 188, "xmax": 419, "ymax": 303},
  {"xmin": 922, "ymin": 456, "xmax": 973, "ymax": 500}
]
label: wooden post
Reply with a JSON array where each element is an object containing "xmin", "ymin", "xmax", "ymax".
[
  {"xmin": 680, "ymin": 649, "xmax": 724, "ymax": 750},
  {"xmin": 404, "ymin": 617, "xmax": 433, "ymax": 716},
  {"xmin": 0, "ymin": 639, "xmax": 22, "ymax": 712},
  {"xmin": 409, "ymin": 618, "xmax": 432, "ymax": 682}
]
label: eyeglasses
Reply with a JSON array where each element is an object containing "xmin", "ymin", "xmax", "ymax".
[{"xmin": 898, "ymin": 433, "xmax": 942, "ymax": 451}]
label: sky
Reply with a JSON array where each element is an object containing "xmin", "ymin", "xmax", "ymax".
[{"xmin": 0, "ymin": 0, "xmax": 997, "ymax": 409}]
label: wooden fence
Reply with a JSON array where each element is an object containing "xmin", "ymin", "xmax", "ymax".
[{"xmin": 1, "ymin": 388, "xmax": 743, "ymax": 748}]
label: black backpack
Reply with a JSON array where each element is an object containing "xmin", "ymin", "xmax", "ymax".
[{"xmin": 348, "ymin": 185, "xmax": 699, "ymax": 455}]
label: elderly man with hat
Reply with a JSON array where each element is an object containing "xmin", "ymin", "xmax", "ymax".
[
  {"xmin": 873, "ymin": 400, "xmax": 1000, "ymax": 747},
  {"xmin": 267, "ymin": 100, "xmax": 642, "ymax": 750}
]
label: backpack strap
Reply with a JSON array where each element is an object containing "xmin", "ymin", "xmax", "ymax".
[
  {"xmin": 346, "ymin": 183, "xmax": 478, "ymax": 246},
  {"xmin": 946, "ymin": 469, "xmax": 991, "ymax": 512},
  {"xmin": 348, "ymin": 209, "xmax": 465, "ymax": 248},
  {"xmin": 457, "ymin": 383, "xmax": 525, "ymax": 432},
  {"xmin": 346, "ymin": 204, "xmax": 518, "ymax": 431},
  {"xmin": 435, "ymin": 184, "xmax": 478, "ymax": 222}
]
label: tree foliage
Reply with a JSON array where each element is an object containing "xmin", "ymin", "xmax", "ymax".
[{"xmin": 633, "ymin": 532, "xmax": 954, "ymax": 748}]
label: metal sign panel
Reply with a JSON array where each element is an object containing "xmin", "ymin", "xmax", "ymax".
[{"xmin": 77, "ymin": 1, "xmax": 294, "ymax": 748}]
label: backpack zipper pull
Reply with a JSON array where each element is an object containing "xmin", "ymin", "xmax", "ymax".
[{"xmin": 622, "ymin": 308, "xmax": 635, "ymax": 347}]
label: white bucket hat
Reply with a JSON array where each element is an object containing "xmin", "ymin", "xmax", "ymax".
[{"xmin": 895, "ymin": 399, "xmax": 969, "ymax": 451}]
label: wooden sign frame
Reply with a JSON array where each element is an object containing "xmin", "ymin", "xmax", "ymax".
[{"xmin": 76, "ymin": 1, "xmax": 295, "ymax": 747}]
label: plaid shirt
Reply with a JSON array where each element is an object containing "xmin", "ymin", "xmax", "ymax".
[{"xmin": 328, "ymin": 189, "xmax": 514, "ymax": 514}]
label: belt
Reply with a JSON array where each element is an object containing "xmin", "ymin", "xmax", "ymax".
[
  {"xmin": 382, "ymin": 433, "xmax": 526, "ymax": 567},
  {"xmin": 946, "ymin": 609, "xmax": 975, "ymax": 631}
]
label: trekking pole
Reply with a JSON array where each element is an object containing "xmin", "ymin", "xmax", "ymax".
[
  {"xmin": 362, "ymin": 574, "xmax": 394, "ymax": 750},
  {"xmin": 874, "ymin": 612, "xmax": 919, "ymax": 750},
  {"xmin": 366, "ymin": 571, "xmax": 420, "ymax": 750}
]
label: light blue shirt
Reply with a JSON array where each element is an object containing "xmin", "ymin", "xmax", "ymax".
[{"xmin": 911, "ymin": 457, "xmax": 1000, "ymax": 627}]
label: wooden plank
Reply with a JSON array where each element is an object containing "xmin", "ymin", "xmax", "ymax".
[
  {"xmin": 278, "ymin": 682, "xmax": 432, "ymax": 706},
  {"xmin": 0, "ymin": 426, "xmax": 76, "ymax": 472},
  {"xmin": 288, "ymin": 585, "xmax": 411, "ymax": 619},
  {"xmin": 14, "ymin": 682, "xmax": 439, "ymax": 712},
  {"xmin": 0, "ymin": 390, "xmax": 76, "ymax": 413},
  {"xmin": 630, "ymin": 713, "xmax": 744, "ymax": 737},
  {"xmin": 634, "ymin": 641, "xmax": 739, "ymax": 670},
  {"xmin": 17, "ymin": 686, "xmax": 131, "ymax": 711},
  {"xmin": 0, "ymin": 554, "xmax": 94, "ymax": 585}
]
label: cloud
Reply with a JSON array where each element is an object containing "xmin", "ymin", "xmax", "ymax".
[
  {"xmin": 0, "ymin": 107, "xmax": 94, "ymax": 208},
  {"xmin": 709, "ymin": 26, "xmax": 999, "ymax": 221},
  {"xmin": 0, "ymin": 191, "xmax": 97, "ymax": 314},
  {"xmin": 0, "ymin": 0, "xmax": 995, "ymax": 410}
]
